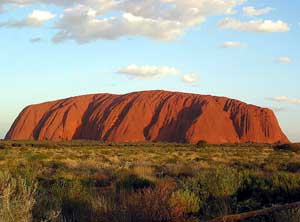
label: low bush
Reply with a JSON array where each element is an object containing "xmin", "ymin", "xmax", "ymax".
[
  {"xmin": 132, "ymin": 165, "xmax": 156, "ymax": 181},
  {"xmin": 0, "ymin": 141, "xmax": 300, "ymax": 222},
  {"xmin": 116, "ymin": 174, "xmax": 154, "ymax": 191},
  {"xmin": 178, "ymin": 166, "xmax": 240, "ymax": 219},
  {"xmin": 166, "ymin": 163, "xmax": 195, "ymax": 178},
  {"xmin": 169, "ymin": 189, "xmax": 200, "ymax": 218},
  {"xmin": 121, "ymin": 180, "xmax": 175, "ymax": 222},
  {"xmin": 274, "ymin": 143, "xmax": 300, "ymax": 152},
  {"xmin": 237, "ymin": 172, "xmax": 300, "ymax": 211},
  {"xmin": 0, "ymin": 170, "xmax": 37, "ymax": 222},
  {"xmin": 196, "ymin": 140, "xmax": 208, "ymax": 148},
  {"xmin": 34, "ymin": 178, "xmax": 93, "ymax": 222},
  {"xmin": 282, "ymin": 162, "xmax": 300, "ymax": 173}
]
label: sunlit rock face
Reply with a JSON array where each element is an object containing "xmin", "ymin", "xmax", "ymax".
[{"xmin": 6, "ymin": 90, "xmax": 289, "ymax": 144}]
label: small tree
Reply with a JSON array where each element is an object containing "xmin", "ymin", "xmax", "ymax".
[{"xmin": 196, "ymin": 140, "xmax": 208, "ymax": 148}]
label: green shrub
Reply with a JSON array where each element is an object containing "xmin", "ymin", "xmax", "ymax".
[
  {"xmin": 169, "ymin": 189, "xmax": 201, "ymax": 218},
  {"xmin": 274, "ymin": 143, "xmax": 300, "ymax": 152},
  {"xmin": 116, "ymin": 174, "xmax": 154, "ymax": 191},
  {"xmin": 283, "ymin": 162, "xmax": 300, "ymax": 173},
  {"xmin": 237, "ymin": 172, "xmax": 300, "ymax": 212},
  {"xmin": 196, "ymin": 140, "xmax": 208, "ymax": 147},
  {"xmin": 117, "ymin": 179, "xmax": 176, "ymax": 222},
  {"xmin": 166, "ymin": 163, "xmax": 195, "ymax": 178},
  {"xmin": 201, "ymin": 167, "xmax": 240, "ymax": 198},
  {"xmin": 1, "ymin": 141, "xmax": 300, "ymax": 222},
  {"xmin": 12, "ymin": 143, "xmax": 23, "ymax": 148},
  {"xmin": 34, "ymin": 178, "xmax": 93, "ymax": 222},
  {"xmin": 132, "ymin": 165, "xmax": 156, "ymax": 181},
  {"xmin": 273, "ymin": 208, "xmax": 300, "ymax": 222},
  {"xmin": 177, "ymin": 166, "xmax": 240, "ymax": 219},
  {"xmin": 0, "ymin": 143, "xmax": 6, "ymax": 149},
  {"xmin": 0, "ymin": 170, "xmax": 37, "ymax": 222}
]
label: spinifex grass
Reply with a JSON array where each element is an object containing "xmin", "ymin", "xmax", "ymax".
[{"xmin": 0, "ymin": 140, "xmax": 299, "ymax": 222}]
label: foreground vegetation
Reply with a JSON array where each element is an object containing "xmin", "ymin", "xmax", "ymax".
[{"xmin": 0, "ymin": 141, "xmax": 300, "ymax": 222}]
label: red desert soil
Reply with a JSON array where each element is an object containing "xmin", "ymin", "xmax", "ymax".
[{"xmin": 5, "ymin": 90, "xmax": 289, "ymax": 144}]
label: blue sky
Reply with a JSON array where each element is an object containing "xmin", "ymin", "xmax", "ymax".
[{"xmin": 0, "ymin": 0, "xmax": 299, "ymax": 142}]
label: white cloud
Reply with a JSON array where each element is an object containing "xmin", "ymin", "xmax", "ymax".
[
  {"xmin": 1, "ymin": 0, "xmax": 247, "ymax": 43},
  {"xmin": 118, "ymin": 64, "xmax": 199, "ymax": 84},
  {"xmin": 28, "ymin": 10, "xmax": 55, "ymax": 22},
  {"xmin": 0, "ymin": 0, "xmax": 76, "ymax": 9},
  {"xmin": 218, "ymin": 18, "xmax": 290, "ymax": 33},
  {"xmin": 30, "ymin": 37, "xmax": 42, "ymax": 43},
  {"xmin": 1, "ymin": 10, "xmax": 55, "ymax": 27},
  {"xmin": 243, "ymin": 6, "xmax": 273, "ymax": 16},
  {"xmin": 220, "ymin": 41, "xmax": 244, "ymax": 48},
  {"xmin": 276, "ymin": 57, "xmax": 292, "ymax": 64},
  {"xmin": 52, "ymin": 5, "xmax": 186, "ymax": 43},
  {"xmin": 268, "ymin": 96, "xmax": 300, "ymax": 104},
  {"xmin": 119, "ymin": 0, "xmax": 246, "ymax": 25},
  {"xmin": 182, "ymin": 74, "xmax": 199, "ymax": 83},
  {"xmin": 118, "ymin": 64, "xmax": 179, "ymax": 79},
  {"xmin": 270, "ymin": 106, "xmax": 286, "ymax": 112}
]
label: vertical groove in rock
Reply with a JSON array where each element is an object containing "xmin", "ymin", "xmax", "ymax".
[{"xmin": 5, "ymin": 90, "xmax": 289, "ymax": 144}]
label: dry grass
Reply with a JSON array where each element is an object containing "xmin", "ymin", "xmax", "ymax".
[{"xmin": 0, "ymin": 141, "xmax": 299, "ymax": 222}]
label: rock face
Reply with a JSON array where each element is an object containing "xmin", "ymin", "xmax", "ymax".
[{"xmin": 5, "ymin": 90, "xmax": 289, "ymax": 144}]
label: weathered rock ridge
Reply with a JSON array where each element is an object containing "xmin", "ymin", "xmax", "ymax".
[{"xmin": 5, "ymin": 91, "xmax": 289, "ymax": 144}]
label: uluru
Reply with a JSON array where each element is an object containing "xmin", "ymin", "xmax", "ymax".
[{"xmin": 5, "ymin": 90, "xmax": 289, "ymax": 144}]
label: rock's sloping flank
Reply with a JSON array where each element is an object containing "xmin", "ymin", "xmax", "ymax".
[{"xmin": 5, "ymin": 90, "xmax": 289, "ymax": 144}]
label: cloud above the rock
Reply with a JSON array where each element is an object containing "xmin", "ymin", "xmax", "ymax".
[
  {"xmin": 118, "ymin": 64, "xmax": 179, "ymax": 79},
  {"xmin": 118, "ymin": 64, "xmax": 199, "ymax": 84},
  {"xmin": 0, "ymin": 0, "xmax": 247, "ymax": 43},
  {"xmin": 52, "ymin": 6, "xmax": 187, "ymax": 43},
  {"xmin": 220, "ymin": 41, "xmax": 244, "ymax": 48},
  {"xmin": 275, "ymin": 57, "xmax": 292, "ymax": 64},
  {"xmin": 270, "ymin": 106, "xmax": 286, "ymax": 112},
  {"xmin": 243, "ymin": 6, "xmax": 273, "ymax": 16},
  {"xmin": 268, "ymin": 96, "xmax": 300, "ymax": 104},
  {"xmin": 1, "ymin": 10, "xmax": 55, "ymax": 28},
  {"xmin": 30, "ymin": 37, "xmax": 42, "ymax": 43},
  {"xmin": 218, "ymin": 18, "xmax": 290, "ymax": 32},
  {"xmin": 182, "ymin": 74, "xmax": 199, "ymax": 83}
]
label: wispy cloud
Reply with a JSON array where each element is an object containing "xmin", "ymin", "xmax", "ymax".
[
  {"xmin": 182, "ymin": 74, "xmax": 199, "ymax": 83},
  {"xmin": 220, "ymin": 41, "xmax": 245, "ymax": 48},
  {"xmin": 118, "ymin": 64, "xmax": 199, "ymax": 84},
  {"xmin": 54, "ymin": 0, "xmax": 246, "ymax": 43},
  {"xmin": 270, "ymin": 106, "xmax": 286, "ymax": 112},
  {"xmin": 118, "ymin": 65, "xmax": 179, "ymax": 79},
  {"xmin": 0, "ymin": 0, "xmax": 247, "ymax": 43},
  {"xmin": 30, "ymin": 37, "xmax": 42, "ymax": 43},
  {"xmin": 243, "ymin": 6, "xmax": 273, "ymax": 16},
  {"xmin": 275, "ymin": 57, "xmax": 292, "ymax": 64},
  {"xmin": 218, "ymin": 18, "xmax": 290, "ymax": 33},
  {"xmin": 1, "ymin": 10, "xmax": 55, "ymax": 28},
  {"xmin": 267, "ymin": 96, "xmax": 300, "ymax": 104}
]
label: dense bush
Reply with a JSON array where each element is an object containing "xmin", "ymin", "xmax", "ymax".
[
  {"xmin": 196, "ymin": 140, "xmax": 208, "ymax": 147},
  {"xmin": 237, "ymin": 172, "xmax": 300, "ymax": 210},
  {"xmin": 119, "ymin": 180, "xmax": 176, "ymax": 222},
  {"xmin": 274, "ymin": 143, "xmax": 300, "ymax": 152},
  {"xmin": 0, "ymin": 170, "xmax": 37, "ymax": 222},
  {"xmin": 0, "ymin": 142, "xmax": 300, "ymax": 222},
  {"xmin": 116, "ymin": 174, "xmax": 154, "ymax": 191},
  {"xmin": 34, "ymin": 179, "xmax": 93, "ymax": 222},
  {"xmin": 169, "ymin": 189, "xmax": 200, "ymax": 218}
]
